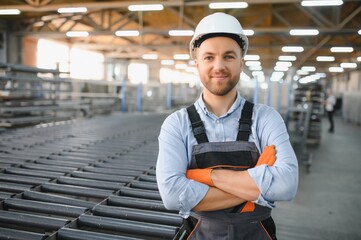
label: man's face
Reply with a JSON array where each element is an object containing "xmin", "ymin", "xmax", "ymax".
[{"xmin": 195, "ymin": 36, "xmax": 244, "ymax": 97}]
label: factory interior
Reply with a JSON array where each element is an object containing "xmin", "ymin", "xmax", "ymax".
[{"xmin": 0, "ymin": 0, "xmax": 361, "ymax": 239}]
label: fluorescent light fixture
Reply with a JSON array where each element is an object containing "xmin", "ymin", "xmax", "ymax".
[
  {"xmin": 271, "ymin": 72, "xmax": 284, "ymax": 81},
  {"xmin": 357, "ymin": 57, "xmax": 361, "ymax": 62},
  {"xmin": 290, "ymin": 29, "xmax": 319, "ymax": 36},
  {"xmin": 243, "ymin": 30, "xmax": 254, "ymax": 36},
  {"xmin": 0, "ymin": 9, "xmax": 21, "ymax": 15},
  {"xmin": 128, "ymin": 4, "xmax": 164, "ymax": 11},
  {"xmin": 249, "ymin": 66, "xmax": 263, "ymax": 71},
  {"xmin": 274, "ymin": 66, "xmax": 289, "ymax": 71},
  {"xmin": 173, "ymin": 54, "xmax": 190, "ymax": 60},
  {"xmin": 301, "ymin": 0, "xmax": 343, "ymax": 7},
  {"xmin": 252, "ymin": 71, "xmax": 264, "ymax": 76},
  {"xmin": 278, "ymin": 55, "xmax": 297, "ymax": 61},
  {"xmin": 115, "ymin": 30, "xmax": 139, "ymax": 37},
  {"xmin": 282, "ymin": 46, "xmax": 304, "ymax": 52},
  {"xmin": 297, "ymin": 70, "xmax": 309, "ymax": 75},
  {"xmin": 358, "ymin": 29, "xmax": 361, "ymax": 35},
  {"xmin": 66, "ymin": 31, "xmax": 89, "ymax": 37},
  {"xmin": 168, "ymin": 30, "xmax": 194, "ymax": 36},
  {"xmin": 244, "ymin": 55, "xmax": 260, "ymax": 61},
  {"xmin": 316, "ymin": 56, "xmax": 335, "ymax": 62},
  {"xmin": 161, "ymin": 60, "xmax": 175, "ymax": 65},
  {"xmin": 276, "ymin": 61, "xmax": 292, "ymax": 67},
  {"xmin": 340, "ymin": 63, "xmax": 357, "ymax": 68},
  {"xmin": 142, "ymin": 54, "xmax": 158, "ymax": 60},
  {"xmin": 301, "ymin": 66, "xmax": 316, "ymax": 72},
  {"xmin": 329, "ymin": 67, "xmax": 344, "ymax": 72},
  {"xmin": 209, "ymin": 2, "xmax": 248, "ymax": 9},
  {"xmin": 245, "ymin": 61, "xmax": 261, "ymax": 67},
  {"xmin": 330, "ymin": 47, "xmax": 353, "ymax": 52},
  {"xmin": 314, "ymin": 73, "xmax": 327, "ymax": 78},
  {"xmin": 57, "ymin": 7, "xmax": 87, "ymax": 13},
  {"xmin": 175, "ymin": 63, "xmax": 187, "ymax": 70}
]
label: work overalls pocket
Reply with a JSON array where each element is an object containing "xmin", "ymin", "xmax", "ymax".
[{"xmin": 260, "ymin": 217, "xmax": 277, "ymax": 240}]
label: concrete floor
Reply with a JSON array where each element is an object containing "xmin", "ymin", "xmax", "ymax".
[{"xmin": 273, "ymin": 116, "xmax": 361, "ymax": 240}]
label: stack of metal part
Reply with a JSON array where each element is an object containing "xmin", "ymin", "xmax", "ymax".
[{"xmin": 0, "ymin": 112, "xmax": 182, "ymax": 240}]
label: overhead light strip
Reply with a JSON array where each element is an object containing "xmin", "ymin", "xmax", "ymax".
[
  {"xmin": 278, "ymin": 56, "xmax": 297, "ymax": 61},
  {"xmin": 301, "ymin": 1, "xmax": 343, "ymax": 7},
  {"xmin": 128, "ymin": 4, "xmax": 164, "ymax": 11},
  {"xmin": 290, "ymin": 29, "xmax": 319, "ymax": 36},
  {"xmin": 66, "ymin": 31, "xmax": 89, "ymax": 37},
  {"xmin": 0, "ymin": 9, "xmax": 21, "ymax": 15},
  {"xmin": 57, "ymin": 7, "xmax": 87, "ymax": 13},
  {"xmin": 316, "ymin": 56, "xmax": 335, "ymax": 62},
  {"xmin": 115, "ymin": 30, "xmax": 139, "ymax": 37},
  {"xmin": 329, "ymin": 67, "xmax": 344, "ymax": 72},
  {"xmin": 330, "ymin": 47, "xmax": 353, "ymax": 53},
  {"xmin": 340, "ymin": 63, "xmax": 357, "ymax": 68},
  {"xmin": 168, "ymin": 30, "xmax": 194, "ymax": 36},
  {"xmin": 282, "ymin": 46, "xmax": 304, "ymax": 52},
  {"xmin": 209, "ymin": 2, "xmax": 248, "ymax": 9}
]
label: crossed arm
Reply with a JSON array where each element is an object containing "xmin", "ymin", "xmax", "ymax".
[{"xmin": 189, "ymin": 146, "xmax": 276, "ymax": 211}]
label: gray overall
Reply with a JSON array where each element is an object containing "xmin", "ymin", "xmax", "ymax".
[{"xmin": 183, "ymin": 101, "xmax": 277, "ymax": 240}]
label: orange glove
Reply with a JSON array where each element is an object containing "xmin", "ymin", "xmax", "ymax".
[
  {"xmin": 255, "ymin": 145, "xmax": 276, "ymax": 167},
  {"xmin": 186, "ymin": 168, "xmax": 214, "ymax": 186},
  {"xmin": 242, "ymin": 145, "xmax": 276, "ymax": 213}
]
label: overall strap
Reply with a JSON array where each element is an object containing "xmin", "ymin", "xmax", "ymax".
[
  {"xmin": 236, "ymin": 100, "xmax": 254, "ymax": 141},
  {"xmin": 186, "ymin": 104, "xmax": 209, "ymax": 144}
]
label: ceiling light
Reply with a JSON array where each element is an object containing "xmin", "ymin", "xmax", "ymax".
[
  {"xmin": 175, "ymin": 64, "xmax": 187, "ymax": 70},
  {"xmin": 357, "ymin": 57, "xmax": 361, "ymax": 62},
  {"xmin": 359, "ymin": 30, "xmax": 361, "ymax": 35},
  {"xmin": 290, "ymin": 29, "xmax": 319, "ymax": 36},
  {"xmin": 316, "ymin": 56, "xmax": 335, "ymax": 62},
  {"xmin": 142, "ymin": 54, "xmax": 158, "ymax": 60},
  {"xmin": 301, "ymin": 1, "xmax": 343, "ymax": 7},
  {"xmin": 57, "ymin": 7, "xmax": 87, "ymax": 13},
  {"xmin": 276, "ymin": 61, "xmax": 292, "ymax": 67},
  {"xmin": 0, "ymin": 9, "xmax": 21, "ymax": 15},
  {"xmin": 274, "ymin": 66, "xmax": 289, "ymax": 71},
  {"xmin": 315, "ymin": 73, "xmax": 327, "ymax": 78},
  {"xmin": 66, "ymin": 31, "xmax": 89, "ymax": 37},
  {"xmin": 168, "ymin": 30, "xmax": 194, "ymax": 36},
  {"xmin": 271, "ymin": 72, "xmax": 284, "ymax": 81},
  {"xmin": 249, "ymin": 66, "xmax": 263, "ymax": 71},
  {"xmin": 329, "ymin": 67, "xmax": 344, "ymax": 72},
  {"xmin": 245, "ymin": 61, "xmax": 261, "ymax": 67},
  {"xmin": 161, "ymin": 60, "xmax": 175, "ymax": 66},
  {"xmin": 278, "ymin": 55, "xmax": 297, "ymax": 61},
  {"xmin": 282, "ymin": 46, "xmax": 304, "ymax": 52},
  {"xmin": 301, "ymin": 66, "xmax": 316, "ymax": 72},
  {"xmin": 297, "ymin": 70, "xmax": 309, "ymax": 75},
  {"xmin": 209, "ymin": 2, "xmax": 248, "ymax": 9},
  {"xmin": 173, "ymin": 54, "xmax": 190, "ymax": 60},
  {"xmin": 340, "ymin": 63, "xmax": 357, "ymax": 68},
  {"xmin": 243, "ymin": 30, "xmax": 254, "ymax": 36},
  {"xmin": 252, "ymin": 71, "xmax": 264, "ymax": 76},
  {"xmin": 128, "ymin": 4, "xmax": 164, "ymax": 11},
  {"xmin": 244, "ymin": 55, "xmax": 260, "ymax": 61},
  {"xmin": 330, "ymin": 47, "xmax": 353, "ymax": 52},
  {"xmin": 115, "ymin": 30, "xmax": 139, "ymax": 37}
]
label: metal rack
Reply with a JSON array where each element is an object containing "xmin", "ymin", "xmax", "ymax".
[
  {"xmin": 286, "ymin": 103, "xmax": 313, "ymax": 173},
  {"xmin": 0, "ymin": 113, "xmax": 182, "ymax": 240}
]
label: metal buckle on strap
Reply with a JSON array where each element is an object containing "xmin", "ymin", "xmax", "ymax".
[{"xmin": 192, "ymin": 121, "xmax": 205, "ymax": 135}]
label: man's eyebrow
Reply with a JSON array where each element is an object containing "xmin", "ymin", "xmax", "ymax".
[{"xmin": 224, "ymin": 50, "xmax": 238, "ymax": 55}]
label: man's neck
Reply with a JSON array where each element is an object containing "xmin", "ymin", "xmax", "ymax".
[{"xmin": 203, "ymin": 90, "xmax": 237, "ymax": 117}]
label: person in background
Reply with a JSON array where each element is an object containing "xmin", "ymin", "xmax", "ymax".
[
  {"xmin": 325, "ymin": 88, "xmax": 336, "ymax": 133},
  {"xmin": 156, "ymin": 12, "xmax": 298, "ymax": 240}
]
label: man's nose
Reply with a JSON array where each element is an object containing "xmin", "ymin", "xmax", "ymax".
[{"xmin": 213, "ymin": 58, "xmax": 226, "ymax": 70}]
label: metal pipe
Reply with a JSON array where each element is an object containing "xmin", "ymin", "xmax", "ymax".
[
  {"xmin": 0, "ymin": 226, "xmax": 47, "ymax": 240},
  {"xmin": 57, "ymin": 228, "xmax": 138, "ymax": 240},
  {"xmin": 57, "ymin": 176, "xmax": 125, "ymax": 191},
  {"xmin": 41, "ymin": 183, "xmax": 114, "ymax": 199},
  {"xmin": 107, "ymin": 196, "xmax": 171, "ymax": 213}
]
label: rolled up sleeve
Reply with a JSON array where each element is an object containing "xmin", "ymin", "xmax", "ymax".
[
  {"xmin": 156, "ymin": 113, "xmax": 209, "ymax": 218},
  {"xmin": 248, "ymin": 107, "xmax": 299, "ymax": 207}
]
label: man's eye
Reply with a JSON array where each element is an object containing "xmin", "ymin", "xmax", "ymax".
[
  {"xmin": 204, "ymin": 56, "xmax": 213, "ymax": 61},
  {"xmin": 225, "ymin": 55, "xmax": 235, "ymax": 60}
]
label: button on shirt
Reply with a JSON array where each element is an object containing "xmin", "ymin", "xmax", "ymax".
[{"xmin": 156, "ymin": 92, "xmax": 298, "ymax": 218}]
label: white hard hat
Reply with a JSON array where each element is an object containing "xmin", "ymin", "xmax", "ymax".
[{"xmin": 189, "ymin": 12, "xmax": 249, "ymax": 59}]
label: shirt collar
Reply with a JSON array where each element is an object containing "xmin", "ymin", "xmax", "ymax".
[{"xmin": 195, "ymin": 91, "xmax": 246, "ymax": 118}]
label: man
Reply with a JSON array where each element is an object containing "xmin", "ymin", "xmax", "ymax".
[
  {"xmin": 156, "ymin": 12, "xmax": 298, "ymax": 239},
  {"xmin": 325, "ymin": 88, "xmax": 336, "ymax": 133}
]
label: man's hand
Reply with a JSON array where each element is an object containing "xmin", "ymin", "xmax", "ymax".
[
  {"xmin": 256, "ymin": 145, "xmax": 276, "ymax": 167},
  {"xmin": 186, "ymin": 168, "xmax": 214, "ymax": 186}
]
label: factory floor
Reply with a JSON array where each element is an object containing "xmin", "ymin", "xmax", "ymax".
[{"xmin": 273, "ymin": 116, "xmax": 361, "ymax": 240}]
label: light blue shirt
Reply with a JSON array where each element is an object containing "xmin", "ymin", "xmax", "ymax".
[{"xmin": 156, "ymin": 92, "xmax": 298, "ymax": 218}]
